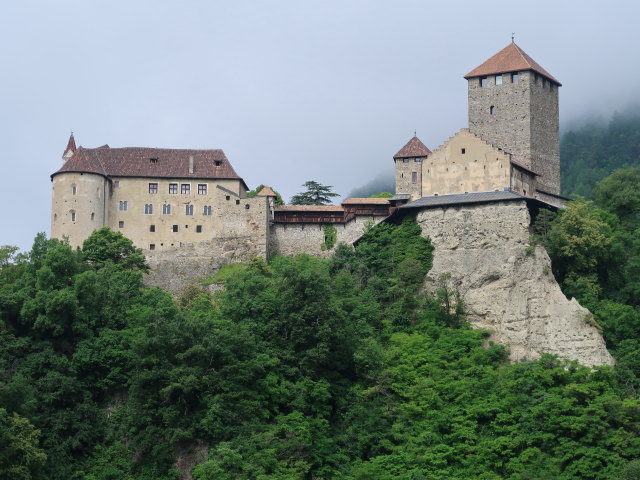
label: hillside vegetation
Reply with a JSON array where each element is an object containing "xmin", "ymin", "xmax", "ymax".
[
  {"xmin": 561, "ymin": 110, "xmax": 640, "ymax": 197},
  {"xmin": 2, "ymin": 186, "xmax": 640, "ymax": 479}
]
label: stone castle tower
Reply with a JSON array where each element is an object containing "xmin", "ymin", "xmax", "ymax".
[{"xmin": 465, "ymin": 42, "xmax": 561, "ymax": 195}]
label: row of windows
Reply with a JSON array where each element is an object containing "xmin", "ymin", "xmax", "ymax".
[
  {"xmin": 143, "ymin": 203, "xmax": 213, "ymax": 215},
  {"xmin": 400, "ymin": 157, "xmax": 423, "ymax": 163},
  {"xmin": 479, "ymin": 72, "xmax": 519, "ymax": 87},
  {"xmin": 118, "ymin": 223, "xmax": 205, "ymax": 235},
  {"xmin": 69, "ymin": 182, "xmax": 210, "ymax": 195}
]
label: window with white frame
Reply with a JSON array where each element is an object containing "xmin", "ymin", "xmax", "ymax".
[
  {"xmin": 149, "ymin": 183, "xmax": 158, "ymax": 194},
  {"xmin": 181, "ymin": 184, "xmax": 190, "ymax": 194},
  {"xmin": 169, "ymin": 183, "xmax": 178, "ymax": 194},
  {"xmin": 119, "ymin": 200, "xmax": 128, "ymax": 211},
  {"xmin": 198, "ymin": 184, "xmax": 207, "ymax": 195}
]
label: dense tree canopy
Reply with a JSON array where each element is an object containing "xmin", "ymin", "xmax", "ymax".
[{"xmin": 3, "ymin": 167, "xmax": 640, "ymax": 478}]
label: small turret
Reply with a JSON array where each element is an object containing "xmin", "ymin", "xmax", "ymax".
[
  {"xmin": 62, "ymin": 131, "xmax": 76, "ymax": 163},
  {"xmin": 394, "ymin": 135, "xmax": 431, "ymax": 200}
]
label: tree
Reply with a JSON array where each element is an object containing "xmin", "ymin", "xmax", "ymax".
[
  {"xmin": 0, "ymin": 409, "xmax": 47, "ymax": 480},
  {"xmin": 246, "ymin": 184, "xmax": 285, "ymax": 206},
  {"xmin": 290, "ymin": 181, "xmax": 339, "ymax": 205},
  {"xmin": 81, "ymin": 227, "xmax": 149, "ymax": 272}
]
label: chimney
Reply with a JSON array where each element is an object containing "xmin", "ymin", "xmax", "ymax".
[{"xmin": 189, "ymin": 156, "xmax": 194, "ymax": 174}]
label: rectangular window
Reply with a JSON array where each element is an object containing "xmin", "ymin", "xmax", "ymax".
[
  {"xmin": 144, "ymin": 204, "xmax": 153, "ymax": 214},
  {"xmin": 163, "ymin": 204, "xmax": 171, "ymax": 215},
  {"xmin": 119, "ymin": 200, "xmax": 128, "ymax": 211},
  {"xmin": 480, "ymin": 76, "xmax": 488, "ymax": 87},
  {"xmin": 411, "ymin": 172, "xmax": 418, "ymax": 184},
  {"xmin": 150, "ymin": 225, "xmax": 155, "ymax": 232},
  {"xmin": 149, "ymin": 244, "xmax": 155, "ymax": 250},
  {"xmin": 172, "ymin": 225, "xmax": 178, "ymax": 232},
  {"xmin": 70, "ymin": 211, "xmax": 76, "ymax": 222},
  {"xmin": 149, "ymin": 183, "xmax": 158, "ymax": 194},
  {"xmin": 198, "ymin": 184, "xmax": 207, "ymax": 195},
  {"xmin": 169, "ymin": 183, "xmax": 178, "ymax": 194},
  {"xmin": 114, "ymin": 180, "xmax": 120, "ymax": 188},
  {"xmin": 196, "ymin": 225, "xmax": 202, "ymax": 233},
  {"xmin": 118, "ymin": 221, "xmax": 124, "ymax": 228},
  {"xmin": 495, "ymin": 74, "xmax": 502, "ymax": 85},
  {"xmin": 511, "ymin": 72, "xmax": 519, "ymax": 83},
  {"xmin": 181, "ymin": 184, "xmax": 190, "ymax": 194},
  {"xmin": 203, "ymin": 205, "xmax": 212, "ymax": 215},
  {"xmin": 185, "ymin": 204, "xmax": 194, "ymax": 215}
]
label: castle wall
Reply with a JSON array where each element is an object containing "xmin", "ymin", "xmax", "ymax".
[
  {"xmin": 105, "ymin": 176, "xmax": 247, "ymax": 251},
  {"xmin": 510, "ymin": 166, "xmax": 537, "ymax": 197},
  {"xmin": 416, "ymin": 201, "xmax": 613, "ymax": 366},
  {"xmin": 530, "ymin": 77, "xmax": 560, "ymax": 194},
  {"xmin": 51, "ymin": 173, "xmax": 107, "ymax": 249},
  {"xmin": 422, "ymin": 129, "xmax": 511, "ymax": 196},
  {"xmin": 269, "ymin": 215, "xmax": 384, "ymax": 258},
  {"xmin": 395, "ymin": 159, "xmax": 422, "ymax": 200},
  {"xmin": 468, "ymin": 70, "xmax": 560, "ymax": 195},
  {"xmin": 468, "ymin": 71, "xmax": 533, "ymax": 168}
]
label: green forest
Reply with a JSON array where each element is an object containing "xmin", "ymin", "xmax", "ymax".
[{"xmin": 1, "ymin": 116, "xmax": 640, "ymax": 479}]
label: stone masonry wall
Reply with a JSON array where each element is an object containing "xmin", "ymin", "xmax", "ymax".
[
  {"xmin": 269, "ymin": 216, "xmax": 384, "ymax": 258},
  {"xmin": 530, "ymin": 76, "xmax": 560, "ymax": 194},
  {"xmin": 416, "ymin": 201, "xmax": 613, "ymax": 366},
  {"xmin": 395, "ymin": 159, "xmax": 422, "ymax": 200}
]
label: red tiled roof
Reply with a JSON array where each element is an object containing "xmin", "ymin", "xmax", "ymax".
[
  {"xmin": 464, "ymin": 43, "xmax": 561, "ymax": 85},
  {"xmin": 52, "ymin": 146, "xmax": 246, "ymax": 187},
  {"xmin": 393, "ymin": 136, "xmax": 431, "ymax": 159},
  {"xmin": 275, "ymin": 205, "xmax": 344, "ymax": 212},
  {"xmin": 256, "ymin": 186, "xmax": 277, "ymax": 197},
  {"xmin": 63, "ymin": 133, "xmax": 76, "ymax": 157},
  {"xmin": 342, "ymin": 198, "xmax": 390, "ymax": 205}
]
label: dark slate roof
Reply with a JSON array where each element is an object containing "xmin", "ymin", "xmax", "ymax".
[
  {"xmin": 275, "ymin": 205, "xmax": 344, "ymax": 212},
  {"xmin": 399, "ymin": 191, "xmax": 527, "ymax": 210},
  {"xmin": 52, "ymin": 146, "xmax": 246, "ymax": 187},
  {"xmin": 464, "ymin": 43, "xmax": 561, "ymax": 86},
  {"xmin": 394, "ymin": 136, "xmax": 431, "ymax": 159}
]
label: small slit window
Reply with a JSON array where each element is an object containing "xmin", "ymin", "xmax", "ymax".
[
  {"xmin": 91, "ymin": 212, "xmax": 95, "ymax": 221},
  {"xmin": 461, "ymin": 148, "xmax": 466, "ymax": 154},
  {"xmin": 70, "ymin": 210, "xmax": 76, "ymax": 222},
  {"xmin": 490, "ymin": 106, "xmax": 496, "ymax": 115},
  {"xmin": 71, "ymin": 184, "xmax": 77, "ymax": 195}
]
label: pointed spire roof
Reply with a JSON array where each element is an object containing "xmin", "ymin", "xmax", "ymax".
[
  {"xmin": 464, "ymin": 43, "xmax": 561, "ymax": 85},
  {"xmin": 256, "ymin": 186, "xmax": 277, "ymax": 197},
  {"xmin": 63, "ymin": 132, "xmax": 76, "ymax": 157},
  {"xmin": 393, "ymin": 136, "xmax": 431, "ymax": 159}
]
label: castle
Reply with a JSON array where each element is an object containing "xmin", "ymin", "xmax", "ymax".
[
  {"xmin": 50, "ymin": 42, "xmax": 615, "ymax": 366},
  {"xmin": 51, "ymin": 41, "xmax": 566, "ymax": 259}
]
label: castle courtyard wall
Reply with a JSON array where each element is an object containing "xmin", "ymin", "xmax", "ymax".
[{"xmin": 269, "ymin": 215, "xmax": 384, "ymax": 258}]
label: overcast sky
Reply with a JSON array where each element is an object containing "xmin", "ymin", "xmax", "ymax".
[{"xmin": 1, "ymin": 0, "xmax": 638, "ymax": 252}]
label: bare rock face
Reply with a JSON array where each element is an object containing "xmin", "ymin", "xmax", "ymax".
[{"xmin": 417, "ymin": 201, "xmax": 614, "ymax": 367}]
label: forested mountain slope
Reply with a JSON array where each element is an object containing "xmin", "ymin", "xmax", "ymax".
[
  {"xmin": 561, "ymin": 110, "xmax": 640, "ymax": 197},
  {"xmin": 3, "ymin": 200, "xmax": 640, "ymax": 478}
]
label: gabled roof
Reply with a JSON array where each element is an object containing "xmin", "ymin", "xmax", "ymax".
[
  {"xmin": 256, "ymin": 186, "xmax": 277, "ymax": 197},
  {"xmin": 464, "ymin": 43, "xmax": 561, "ymax": 86},
  {"xmin": 52, "ymin": 145, "xmax": 247, "ymax": 189},
  {"xmin": 393, "ymin": 136, "xmax": 431, "ymax": 159},
  {"xmin": 63, "ymin": 133, "xmax": 76, "ymax": 157}
]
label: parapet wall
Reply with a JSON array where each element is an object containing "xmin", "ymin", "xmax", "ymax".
[
  {"xmin": 416, "ymin": 201, "xmax": 613, "ymax": 366},
  {"xmin": 268, "ymin": 216, "xmax": 384, "ymax": 258}
]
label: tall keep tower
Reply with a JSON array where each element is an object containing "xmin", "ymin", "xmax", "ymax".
[{"xmin": 465, "ymin": 43, "xmax": 561, "ymax": 195}]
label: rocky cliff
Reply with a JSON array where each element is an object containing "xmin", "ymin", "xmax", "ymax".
[{"xmin": 416, "ymin": 201, "xmax": 614, "ymax": 367}]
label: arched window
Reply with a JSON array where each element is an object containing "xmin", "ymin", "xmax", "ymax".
[
  {"xmin": 490, "ymin": 105, "xmax": 496, "ymax": 115},
  {"xmin": 91, "ymin": 212, "xmax": 95, "ymax": 221}
]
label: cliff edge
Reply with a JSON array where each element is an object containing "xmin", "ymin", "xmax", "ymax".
[{"xmin": 417, "ymin": 201, "xmax": 614, "ymax": 367}]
